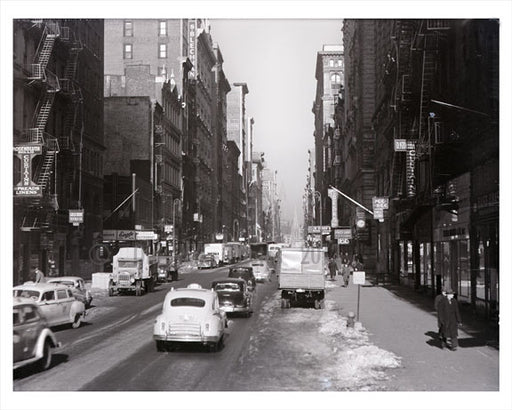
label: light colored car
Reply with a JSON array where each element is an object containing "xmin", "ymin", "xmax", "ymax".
[
  {"xmin": 153, "ymin": 283, "xmax": 227, "ymax": 352},
  {"xmin": 46, "ymin": 276, "xmax": 93, "ymax": 308},
  {"xmin": 250, "ymin": 260, "xmax": 271, "ymax": 282},
  {"xmin": 13, "ymin": 283, "xmax": 86, "ymax": 329},
  {"xmin": 13, "ymin": 297, "xmax": 60, "ymax": 372}
]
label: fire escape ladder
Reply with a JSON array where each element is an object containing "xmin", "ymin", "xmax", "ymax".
[
  {"xmin": 35, "ymin": 140, "xmax": 59, "ymax": 192},
  {"xmin": 418, "ymin": 32, "xmax": 438, "ymax": 145},
  {"xmin": 34, "ymin": 91, "xmax": 56, "ymax": 132},
  {"xmin": 28, "ymin": 22, "xmax": 60, "ymax": 80}
]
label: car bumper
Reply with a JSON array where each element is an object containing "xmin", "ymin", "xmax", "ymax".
[
  {"xmin": 219, "ymin": 305, "xmax": 250, "ymax": 313},
  {"xmin": 153, "ymin": 333, "xmax": 220, "ymax": 343}
]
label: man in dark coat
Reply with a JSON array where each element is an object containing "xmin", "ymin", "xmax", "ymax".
[
  {"xmin": 328, "ymin": 257, "xmax": 337, "ymax": 280},
  {"xmin": 434, "ymin": 288, "xmax": 448, "ymax": 347},
  {"xmin": 438, "ymin": 288, "xmax": 462, "ymax": 351}
]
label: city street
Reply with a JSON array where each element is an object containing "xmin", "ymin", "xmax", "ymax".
[{"xmin": 13, "ymin": 267, "xmax": 499, "ymax": 393}]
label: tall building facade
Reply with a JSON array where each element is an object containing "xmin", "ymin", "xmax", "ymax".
[
  {"xmin": 340, "ymin": 19, "xmax": 499, "ymax": 319},
  {"xmin": 227, "ymin": 82, "xmax": 250, "ymax": 239},
  {"xmin": 340, "ymin": 20, "xmax": 377, "ymax": 269},
  {"xmin": 312, "ymin": 44, "xmax": 344, "ymax": 229},
  {"xmin": 13, "ymin": 19, "xmax": 104, "ymax": 283},
  {"xmin": 213, "ymin": 43, "xmax": 232, "ymax": 241}
]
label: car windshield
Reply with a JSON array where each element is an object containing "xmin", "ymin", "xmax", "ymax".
[
  {"xmin": 13, "ymin": 289, "xmax": 40, "ymax": 299},
  {"xmin": 118, "ymin": 260, "xmax": 138, "ymax": 267},
  {"xmin": 252, "ymin": 263, "xmax": 263, "ymax": 266},
  {"xmin": 170, "ymin": 297, "xmax": 206, "ymax": 308},
  {"xmin": 50, "ymin": 280, "xmax": 75, "ymax": 287},
  {"xmin": 214, "ymin": 283, "xmax": 241, "ymax": 291}
]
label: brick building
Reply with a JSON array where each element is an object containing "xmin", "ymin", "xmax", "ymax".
[{"xmin": 13, "ymin": 19, "xmax": 104, "ymax": 283}]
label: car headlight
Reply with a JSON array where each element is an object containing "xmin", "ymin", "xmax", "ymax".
[
  {"xmin": 130, "ymin": 277, "xmax": 135, "ymax": 284},
  {"xmin": 205, "ymin": 323, "xmax": 210, "ymax": 332}
]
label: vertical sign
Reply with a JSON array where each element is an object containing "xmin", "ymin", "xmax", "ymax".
[
  {"xmin": 328, "ymin": 188, "xmax": 339, "ymax": 227},
  {"xmin": 13, "ymin": 145, "xmax": 43, "ymax": 197},
  {"xmin": 406, "ymin": 140, "xmax": 417, "ymax": 198},
  {"xmin": 188, "ymin": 19, "xmax": 196, "ymax": 77}
]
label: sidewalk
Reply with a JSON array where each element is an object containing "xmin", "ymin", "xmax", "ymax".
[{"xmin": 325, "ymin": 275, "xmax": 499, "ymax": 391}]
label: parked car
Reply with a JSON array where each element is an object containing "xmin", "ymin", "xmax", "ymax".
[
  {"xmin": 198, "ymin": 253, "xmax": 217, "ymax": 269},
  {"xmin": 46, "ymin": 276, "xmax": 93, "ymax": 308},
  {"xmin": 153, "ymin": 283, "xmax": 227, "ymax": 352},
  {"xmin": 13, "ymin": 297, "xmax": 60, "ymax": 372},
  {"xmin": 228, "ymin": 267, "xmax": 256, "ymax": 292},
  {"xmin": 13, "ymin": 283, "xmax": 86, "ymax": 329},
  {"xmin": 211, "ymin": 278, "xmax": 253, "ymax": 317},
  {"xmin": 250, "ymin": 260, "xmax": 272, "ymax": 282}
]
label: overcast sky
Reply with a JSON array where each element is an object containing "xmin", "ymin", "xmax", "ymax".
[{"xmin": 210, "ymin": 19, "xmax": 342, "ymax": 224}]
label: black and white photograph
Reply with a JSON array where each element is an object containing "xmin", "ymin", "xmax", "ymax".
[{"xmin": 1, "ymin": 1, "xmax": 511, "ymax": 410}]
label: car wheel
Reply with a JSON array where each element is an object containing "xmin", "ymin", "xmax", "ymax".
[
  {"xmin": 156, "ymin": 341, "xmax": 166, "ymax": 352},
  {"xmin": 71, "ymin": 314, "xmax": 82, "ymax": 329},
  {"xmin": 37, "ymin": 339, "xmax": 52, "ymax": 371}
]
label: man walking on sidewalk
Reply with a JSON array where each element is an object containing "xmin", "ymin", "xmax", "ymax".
[
  {"xmin": 438, "ymin": 288, "xmax": 462, "ymax": 351},
  {"xmin": 434, "ymin": 288, "xmax": 448, "ymax": 348}
]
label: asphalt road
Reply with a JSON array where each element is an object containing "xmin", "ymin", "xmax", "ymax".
[{"xmin": 13, "ymin": 264, "xmax": 279, "ymax": 391}]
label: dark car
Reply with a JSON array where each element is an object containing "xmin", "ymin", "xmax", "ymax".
[
  {"xmin": 228, "ymin": 267, "xmax": 256, "ymax": 292},
  {"xmin": 211, "ymin": 278, "xmax": 253, "ymax": 317}
]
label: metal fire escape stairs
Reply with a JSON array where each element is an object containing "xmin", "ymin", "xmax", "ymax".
[
  {"xmin": 390, "ymin": 20, "xmax": 414, "ymax": 199},
  {"xmin": 22, "ymin": 21, "xmax": 61, "ymax": 231}
]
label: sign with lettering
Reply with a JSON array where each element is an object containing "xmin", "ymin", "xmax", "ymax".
[
  {"xmin": 328, "ymin": 188, "xmax": 339, "ymax": 227},
  {"xmin": 353, "ymin": 271, "xmax": 366, "ymax": 285},
  {"xmin": 135, "ymin": 231, "xmax": 158, "ymax": 240},
  {"xmin": 188, "ymin": 20, "xmax": 196, "ymax": 76},
  {"xmin": 307, "ymin": 226, "xmax": 331, "ymax": 235},
  {"xmin": 406, "ymin": 140, "xmax": 417, "ymax": 198},
  {"xmin": 334, "ymin": 228, "xmax": 352, "ymax": 240},
  {"xmin": 102, "ymin": 230, "xmax": 117, "ymax": 241},
  {"xmin": 13, "ymin": 144, "xmax": 43, "ymax": 197},
  {"xmin": 117, "ymin": 230, "xmax": 137, "ymax": 241},
  {"xmin": 69, "ymin": 209, "xmax": 84, "ymax": 225},
  {"xmin": 394, "ymin": 139, "xmax": 407, "ymax": 152}
]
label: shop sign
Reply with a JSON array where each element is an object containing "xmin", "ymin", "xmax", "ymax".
[
  {"xmin": 328, "ymin": 188, "xmax": 339, "ymax": 227},
  {"xmin": 69, "ymin": 209, "xmax": 84, "ymax": 226},
  {"xmin": 406, "ymin": 140, "xmax": 417, "ymax": 198},
  {"xmin": 136, "ymin": 231, "xmax": 158, "ymax": 241},
  {"xmin": 307, "ymin": 225, "xmax": 331, "ymax": 235},
  {"xmin": 102, "ymin": 230, "xmax": 117, "ymax": 241},
  {"xmin": 13, "ymin": 144, "xmax": 43, "ymax": 197},
  {"xmin": 117, "ymin": 230, "xmax": 136, "ymax": 241},
  {"xmin": 338, "ymin": 238, "xmax": 350, "ymax": 245},
  {"xmin": 334, "ymin": 228, "xmax": 352, "ymax": 240},
  {"xmin": 164, "ymin": 225, "xmax": 173, "ymax": 233},
  {"xmin": 188, "ymin": 20, "xmax": 196, "ymax": 76},
  {"xmin": 394, "ymin": 139, "xmax": 407, "ymax": 152}
]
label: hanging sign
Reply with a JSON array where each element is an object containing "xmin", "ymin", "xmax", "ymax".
[{"xmin": 13, "ymin": 145, "xmax": 43, "ymax": 197}]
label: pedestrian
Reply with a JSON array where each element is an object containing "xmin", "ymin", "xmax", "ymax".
[
  {"xmin": 328, "ymin": 257, "xmax": 337, "ymax": 281},
  {"xmin": 341, "ymin": 259, "xmax": 351, "ymax": 287},
  {"xmin": 33, "ymin": 266, "xmax": 45, "ymax": 283},
  {"xmin": 438, "ymin": 288, "xmax": 462, "ymax": 351},
  {"xmin": 434, "ymin": 288, "xmax": 448, "ymax": 348}
]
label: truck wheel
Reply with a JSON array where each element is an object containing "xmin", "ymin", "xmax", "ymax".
[
  {"xmin": 71, "ymin": 313, "xmax": 82, "ymax": 328},
  {"xmin": 156, "ymin": 341, "xmax": 166, "ymax": 352},
  {"xmin": 135, "ymin": 281, "xmax": 142, "ymax": 296},
  {"xmin": 37, "ymin": 339, "xmax": 52, "ymax": 371}
]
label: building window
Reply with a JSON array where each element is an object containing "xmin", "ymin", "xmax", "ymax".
[
  {"xmin": 124, "ymin": 20, "xmax": 133, "ymax": 37},
  {"xmin": 159, "ymin": 43, "xmax": 167, "ymax": 59},
  {"xmin": 124, "ymin": 44, "xmax": 133, "ymax": 59},
  {"xmin": 331, "ymin": 73, "xmax": 341, "ymax": 85},
  {"xmin": 329, "ymin": 59, "xmax": 334, "ymax": 67},
  {"xmin": 337, "ymin": 59, "xmax": 342, "ymax": 67},
  {"xmin": 159, "ymin": 21, "xmax": 167, "ymax": 36}
]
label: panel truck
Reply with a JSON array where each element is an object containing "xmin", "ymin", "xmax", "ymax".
[
  {"xmin": 204, "ymin": 243, "xmax": 224, "ymax": 267},
  {"xmin": 109, "ymin": 247, "xmax": 158, "ymax": 296},
  {"xmin": 278, "ymin": 247, "xmax": 325, "ymax": 309}
]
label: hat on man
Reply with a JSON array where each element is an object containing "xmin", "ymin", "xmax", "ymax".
[{"xmin": 445, "ymin": 288, "xmax": 454, "ymax": 294}]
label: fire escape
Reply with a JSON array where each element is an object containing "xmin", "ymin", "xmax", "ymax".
[
  {"xmin": 390, "ymin": 19, "xmax": 415, "ymax": 199},
  {"xmin": 413, "ymin": 20, "xmax": 452, "ymax": 206},
  {"xmin": 22, "ymin": 21, "xmax": 61, "ymax": 232}
]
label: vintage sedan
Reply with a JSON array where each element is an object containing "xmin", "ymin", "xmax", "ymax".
[
  {"xmin": 13, "ymin": 297, "xmax": 60, "ymax": 372},
  {"xmin": 13, "ymin": 283, "xmax": 86, "ymax": 329},
  {"xmin": 211, "ymin": 278, "xmax": 253, "ymax": 317},
  {"xmin": 46, "ymin": 276, "xmax": 93, "ymax": 308},
  {"xmin": 250, "ymin": 260, "xmax": 272, "ymax": 282},
  {"xmin": 198, "ymin": 253, "xmax": 217, "ymax": 269},
  {"xmin": 153, "ymin": 283, "xmax": 227, "ymax": 352},
  {"xmin": 228, "ymin": 266, "xmax": 257, "ymax": 292}
]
